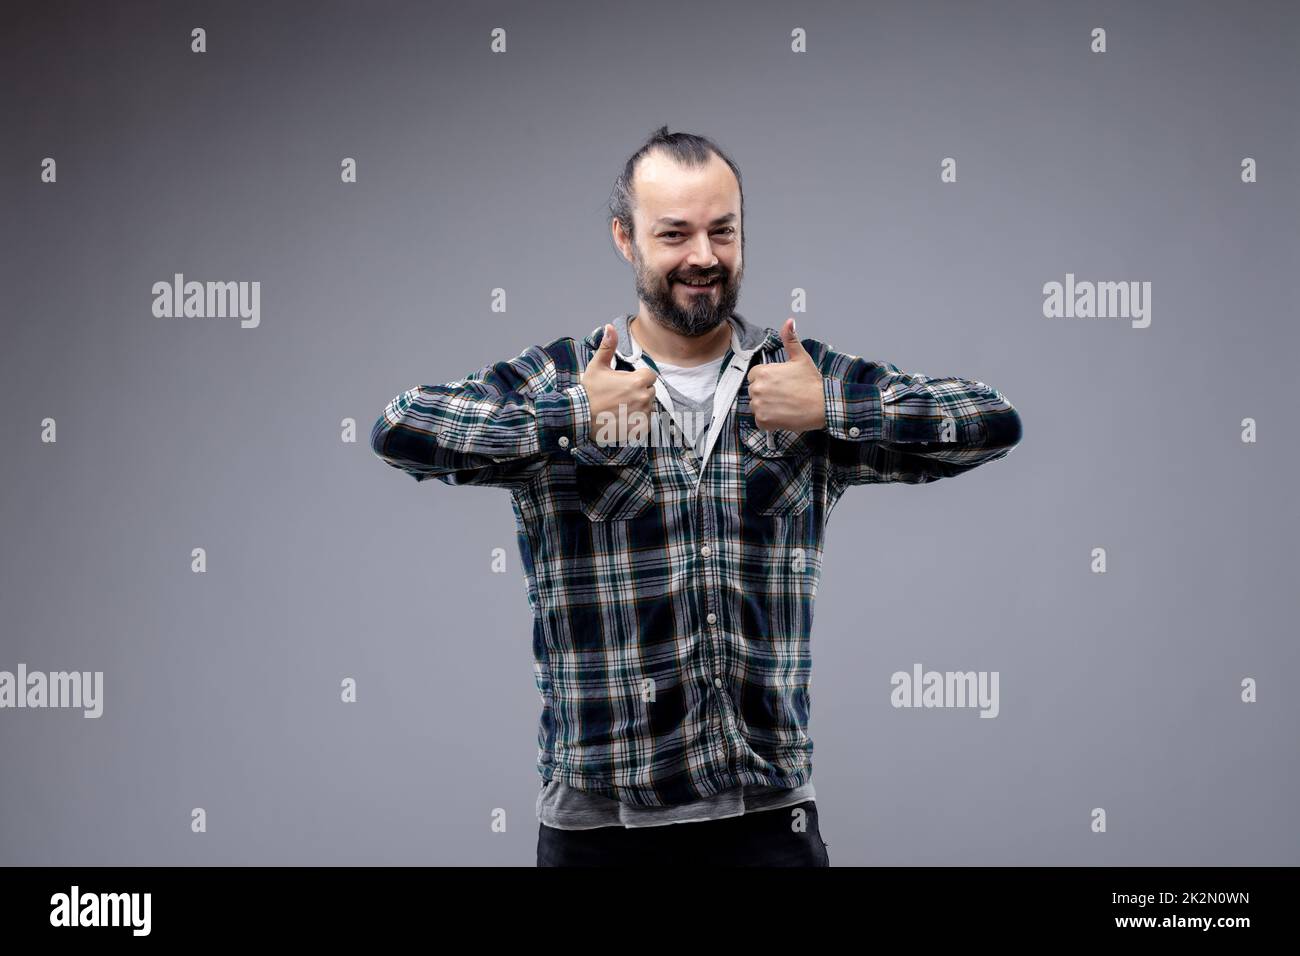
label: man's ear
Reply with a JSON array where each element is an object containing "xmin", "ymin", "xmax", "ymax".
[{"xmin": 611, "ymin": 219, "xmax": 632, "ymax": 264}]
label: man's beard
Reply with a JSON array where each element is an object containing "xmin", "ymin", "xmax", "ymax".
[{"xmin": 632, "ymin": 247, "xmax": 742, "ymax": 338}]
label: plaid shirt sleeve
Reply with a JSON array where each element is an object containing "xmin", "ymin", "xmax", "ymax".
[
  {"xmin": 370, "ymin": 344, "xmax": 592, "ymax": 489},
  {"xmin": 818, "ymin": 344, "xmax": 1023, "ymax": 489}
]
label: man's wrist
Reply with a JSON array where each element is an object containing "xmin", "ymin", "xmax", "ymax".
[
  {"xmin": 535, "ymin": 384, "xmax": 590, "ymax": 456},
  {"xmin": 822, "ymin": 375, "xmax": 882, "ymax": 441}
]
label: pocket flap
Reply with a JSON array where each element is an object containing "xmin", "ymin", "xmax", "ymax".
[
  {"xmin": 740, "ymin": 420, "xmax": 807, "ymax": 458},
  {"xmin": 570, "ymin": 440, "xmax": 649, "ymax": 467}
]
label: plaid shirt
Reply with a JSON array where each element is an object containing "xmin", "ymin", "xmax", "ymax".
[{"xmin": 370, "ymin": 312, "xmax": 1023, "ymax": 807}]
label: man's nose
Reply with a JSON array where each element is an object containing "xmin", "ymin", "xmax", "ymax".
[{"xmin": 684, "ymin": 233, "xmax": 718, "ymax": 268}]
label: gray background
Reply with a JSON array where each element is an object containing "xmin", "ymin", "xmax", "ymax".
[{"xmin": 1, "ymin": 0, "xmax": 1296, "ymax": 866}]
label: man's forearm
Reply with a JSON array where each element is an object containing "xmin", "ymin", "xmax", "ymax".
[{"xmin": 370, "ymin": 346, "xmax": 591, "ymax": 487}]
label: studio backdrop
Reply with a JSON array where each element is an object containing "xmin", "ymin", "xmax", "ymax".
[{"xmin": 1, "ymin": 0, "xmax": 1296, "ymax": 865}]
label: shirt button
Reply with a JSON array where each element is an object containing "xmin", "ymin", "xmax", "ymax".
[
  {"xmin": 848, "ymin": 426, "xmax": 860, "ymax": 437},
  {"xmin": 700, "ymin": 545, "xmax": 711, "ymax": 557},
  {"xmin": 706, "ymin": 612, "xmax": 717, "ymax": 625},
  {"xmin": 558, "ymin": 435, "xmax": 570, "ymax": 447},
  {"xmin": 713, "ymin": 677, "xmax": 723, "ymax": 688}
]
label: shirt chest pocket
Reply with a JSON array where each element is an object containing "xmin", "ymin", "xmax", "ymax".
[
  {"xmin": 739, "ymin": 417, "xmax": 813, "ymax": 517},
  {"xmin": 569, "ymin": 441, "xmax": 656, "ymax": 521}
]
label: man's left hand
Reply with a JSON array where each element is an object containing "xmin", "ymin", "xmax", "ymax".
[{"xmin": 745, "ymin": 317, "xmax": 826, "ymax": 433}]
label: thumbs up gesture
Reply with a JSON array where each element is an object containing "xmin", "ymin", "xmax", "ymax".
[
  {"xmin": 745, "ymin": 318, "xmax": 826, "ymax": 433},
  {"xmin": 579, "ymin": 324, "xmax": 659, "ymax": 445}
]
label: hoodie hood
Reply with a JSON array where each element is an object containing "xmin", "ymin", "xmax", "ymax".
[{"xmin": 582, "ymin": 311, "xmax": 782, "ymax": 365}]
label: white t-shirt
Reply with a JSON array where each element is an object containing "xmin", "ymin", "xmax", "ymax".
[{"xmin": 653, "ymin": 354, "xmax": 727, "ymax": 405}]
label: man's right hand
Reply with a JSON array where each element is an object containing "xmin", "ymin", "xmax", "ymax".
[{"xmin": 579, "ymin": 323, "xmax": 658, "ymax": 445}]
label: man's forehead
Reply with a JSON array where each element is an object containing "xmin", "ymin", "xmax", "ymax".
[{"xmin": 634, "ymin": 152, "xmax": 739, "ymax": 219}]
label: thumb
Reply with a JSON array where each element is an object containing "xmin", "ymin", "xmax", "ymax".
[
  {"xmin": 588, "ymin": 323, "xmax": 617, "ymax": 371},
  {"xmin": 781, "ymin": 317, "xmax": 810, "ymax": 362}
]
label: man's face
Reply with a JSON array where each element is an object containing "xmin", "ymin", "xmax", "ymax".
[{"xmin": 622, "ymin": 150, "xmax": 744, "ymax": 337}]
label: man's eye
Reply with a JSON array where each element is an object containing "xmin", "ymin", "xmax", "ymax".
[{"xmin": 660, "ymin": 228, "xmax": 735, "ymax": 240}]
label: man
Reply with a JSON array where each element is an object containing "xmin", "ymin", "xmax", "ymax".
[{"xmin": 370, "ymin": 126, "xmax": 1023, "ymax": 866}]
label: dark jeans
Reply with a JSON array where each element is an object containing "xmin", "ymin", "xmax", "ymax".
[{"xmin": 537, "ymin": 799, "xmax": 830, "ymax": 867}]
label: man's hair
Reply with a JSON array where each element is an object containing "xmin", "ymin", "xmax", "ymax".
[{"xmin": 608, "ymin": 125, "xmax": 745, "ymax": 253}]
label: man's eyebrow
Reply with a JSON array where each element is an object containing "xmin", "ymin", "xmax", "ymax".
[{"xmin": 654, "ymin": 213, "xmax": 737, "ymax": 228}]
